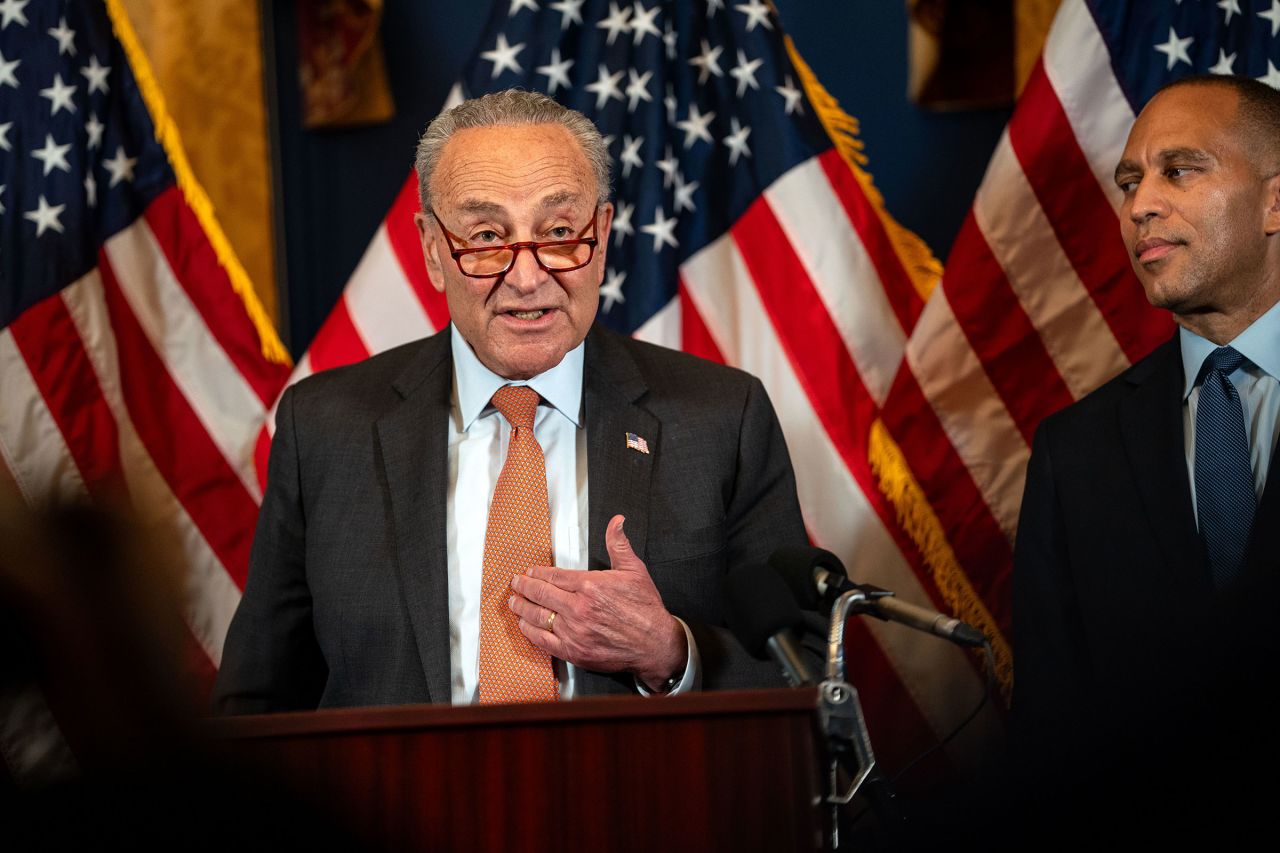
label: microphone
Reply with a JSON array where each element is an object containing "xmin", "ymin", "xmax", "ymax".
[
  {"xmin": 769, "ymin": 546, "xmax": 986, "ymax": 648},
  {"xmin": 722, "ymin": 561, "xmax": 816, "ymax": 687}
]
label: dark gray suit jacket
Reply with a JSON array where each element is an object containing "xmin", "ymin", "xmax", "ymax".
[
  {"xmin": 1012, "ymin": 336, "xmax": 1280, "ymax": 769},
  {"xmin": 213, "ymin": 324, "xmax": 807, "ymax": 713}
]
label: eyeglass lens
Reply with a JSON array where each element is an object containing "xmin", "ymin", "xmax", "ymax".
[{"xmin": 460, "ymin": 242, "xmax": 593, "ymax": 276}]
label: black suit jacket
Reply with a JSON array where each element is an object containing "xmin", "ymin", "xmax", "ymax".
[
  {"xmin": 213, "ymin": 324, "xmax": 806, "ymax": 713},
  {"xmin": 1012, "ymin": 336, "xmax": 1280, "ymax": 795}
]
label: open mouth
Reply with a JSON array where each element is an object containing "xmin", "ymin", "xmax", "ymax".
[{"xmin": 507, "ymin": 309, "xmax": 548, "ymax": 321}]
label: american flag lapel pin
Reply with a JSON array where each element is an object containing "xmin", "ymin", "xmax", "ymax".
[{"xmin": 625, "ymin": 432, "xmax": 650, "ymax": 454}]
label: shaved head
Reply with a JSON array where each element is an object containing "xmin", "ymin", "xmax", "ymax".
[{"xmin": 1156, "ymin": 75, "xmax": 1280, "ymax": 176}]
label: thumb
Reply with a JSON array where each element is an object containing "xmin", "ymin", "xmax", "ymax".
[{"xmin": 605, "ymin": 514, "xmax": 647, "ymax": 573}]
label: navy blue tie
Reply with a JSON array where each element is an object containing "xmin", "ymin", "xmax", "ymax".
[{"xmin": 1194, "ymin": 346, "xmax": 1256, "ymax": 586}]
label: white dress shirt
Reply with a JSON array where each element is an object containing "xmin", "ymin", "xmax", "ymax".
[{"xmin": 445, "ymin": 326, "xmax": 698, "ymax": 703}]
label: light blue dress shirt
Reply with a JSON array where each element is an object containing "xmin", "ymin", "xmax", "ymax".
[
  {"xmin": 1180, "ymin": 298, "xmax": 1280, "ymax": 520},
  {"xmin": 446, "ymin": 326, "xmax": 698, "ymax": 702}
]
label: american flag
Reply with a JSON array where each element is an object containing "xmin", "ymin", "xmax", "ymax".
[
  {"xmin": 0, "ymin": 0, "xmax": 290, "ymax": 778},
  {"xmin": 276, "ymin": 0, "xmax": 998, "ymax": 775},
  {"xmin": 879, "ymin": 0, "xmax": 1280, "ymax": 732}
]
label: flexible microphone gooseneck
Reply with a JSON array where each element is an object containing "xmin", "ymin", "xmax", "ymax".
[{"xmin": 768, "ymin": 546, "xmax": 986, "ymax": 648}]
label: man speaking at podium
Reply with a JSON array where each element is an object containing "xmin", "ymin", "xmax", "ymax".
[{"xmin": 213, "ymin": 91, "xmax": 807, "ymax": 713}]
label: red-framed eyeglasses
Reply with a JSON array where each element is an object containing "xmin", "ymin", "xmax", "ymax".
[{"xmin": 430, "ymin": 210, "xmax": 599, "ymax": 278}]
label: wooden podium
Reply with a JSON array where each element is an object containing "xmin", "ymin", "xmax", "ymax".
[{"xmin": 204, "ymin": 688, "xmax": 826, "ymax": 851}]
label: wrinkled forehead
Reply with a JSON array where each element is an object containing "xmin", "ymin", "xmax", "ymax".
[{"xmin": 430, "ymin": 123, "xmax": 596, "ymax": 217}]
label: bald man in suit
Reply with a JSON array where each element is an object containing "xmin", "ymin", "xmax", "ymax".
[{"xmin": 1012, "ymin": 75, "xmax": 1280, "ymax": 833}]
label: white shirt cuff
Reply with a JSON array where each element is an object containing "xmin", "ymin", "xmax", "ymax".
[{"xmin": 634, "ymin": 616, "xmax": 702, "ymax": 696}]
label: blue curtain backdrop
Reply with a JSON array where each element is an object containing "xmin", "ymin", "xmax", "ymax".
[{"xmin": 268, "ymin": 0, "xmax": 1011, "ymax": 356}]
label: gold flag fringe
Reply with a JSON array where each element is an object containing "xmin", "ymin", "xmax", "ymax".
[
  {"xmin": 784, "ymin": 36, "xmax": 941, "ymax": 303},
  {"xmin": 787, "ymin": 34, "xmax": 1013, "ymax": 702},
  {"xmin": 869, "ymin": 420, "xmax": 1014, "ymax": 704}
]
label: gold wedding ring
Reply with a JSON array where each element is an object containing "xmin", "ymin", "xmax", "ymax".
[{"xmin": 546, "ymin": 611, "xmax": 557, "ymax": 633}]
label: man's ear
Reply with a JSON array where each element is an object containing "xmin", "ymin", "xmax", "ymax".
[
  {"xmin": 414, "ymin": 211, "xmax": 447, "ymax": 294},
  {"xmin": 1264, "ymin": 173, "xmax": 1280, "ymax": 236},
  {"xmin": 595, "ymin": 202, "xmax": 614, "ymax": 269}
]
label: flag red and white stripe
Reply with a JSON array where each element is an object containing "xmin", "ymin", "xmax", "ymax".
[
  {"xmin": 879, "ymin": 0, "xmax": 1172, "ymax": 707},
  {"xmin": 0, "ymin": 0, "xmax": 292, "ymax": 781},
  {"xmin": 1, "ymin": 183, "xmax": 291, "ymax": 678}
]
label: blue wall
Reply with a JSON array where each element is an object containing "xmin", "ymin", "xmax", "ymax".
[{"xmin": 270, "ymin": 1, "xmax": 1010, "ymax": 355}]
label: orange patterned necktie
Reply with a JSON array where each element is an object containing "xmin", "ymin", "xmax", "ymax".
[{"xmin": 477, "ymin": 385, "xmax": 559, "ymax": 704}]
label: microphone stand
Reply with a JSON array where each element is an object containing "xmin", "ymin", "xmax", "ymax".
[{"xmin": 818, "ymin": 589, "xmax": 904, "ymax": 848}]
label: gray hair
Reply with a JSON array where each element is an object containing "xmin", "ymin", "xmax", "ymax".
[{"xmin": 415, "ymin": 89, "xmax": 612, "ymax": 212}]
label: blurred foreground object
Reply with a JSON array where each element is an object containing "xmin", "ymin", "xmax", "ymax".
[
  {"xmin": 0, "ymin": 494, "xmax": 195, "ymax": 782},
  {"xmin": 0, "ymin": 495, "xmax": 359, "ymax": 849}
]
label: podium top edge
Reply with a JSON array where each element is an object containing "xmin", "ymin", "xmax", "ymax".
[{"xmin": 200, "ymin": 687, "xmax": 821, "ymax": 740}]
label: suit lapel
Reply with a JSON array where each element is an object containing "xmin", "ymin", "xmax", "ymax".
[
  {"xmin": 1243, "ymin": 437, "xmax": 1280, "ymax": 580},
  {"xmin": 584, "ymin": 325, "xmax": 658, "ymax": 569},
  {"xmin": 374, "ymin": 331, "xmax": 454, "ymax": 703},
  {"xmin": 1118, "ymin": 338, "xmax": 1210, "ymax": 594}
]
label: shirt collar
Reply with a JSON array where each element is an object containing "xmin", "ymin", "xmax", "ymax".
[
  {"xmin": 1179, "ymin": 297, "xmax": 1280, "ymax": 400},
  {"xmin": 450, "ymin": 324, "xmax": 584, "ymax": 430}
]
